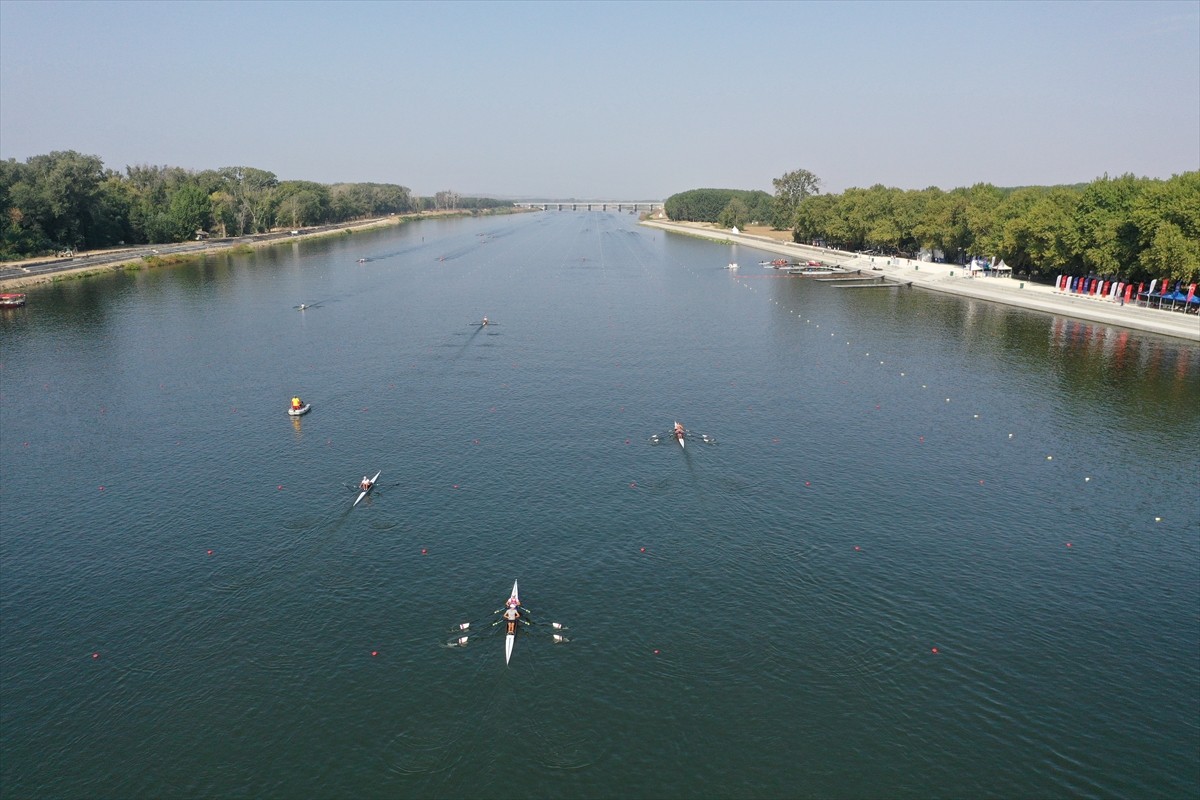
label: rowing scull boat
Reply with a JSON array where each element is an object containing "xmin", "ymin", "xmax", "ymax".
[
  {"xmin": 504, "ymin": 580, "xmax": 520, "ymax": 664},
  {"xmin": 353, "ymin": 470, "xmax": 381, "ymax": 507}
]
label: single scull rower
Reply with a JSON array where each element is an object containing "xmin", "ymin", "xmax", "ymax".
[{"xmin": 353, "ymin": 470, "xmax": 381, "ymax": 506}]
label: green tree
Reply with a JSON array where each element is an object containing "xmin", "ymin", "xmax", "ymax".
[
  {"xmin": 1131, "ymin": 172, "xmax": 1200, "ymax": 282},
  {"xmin": 792, "ymin": 193, "xmax": 835, "ymax": 244},
  {"xmin": 717, "ymin": 197, "xmax": 750, "ymax": 230},
  {"xmin": 1070, "ymin": 173, "xmax": 1142, "ymax": 275},
  {"xmin": 218, "ymin": 167, "xmax": 279, "ymax": 234},
  {"xmin": 276, "ymin": 180, "xmax": 331, "ymax": 227},
  {"xmin": 8, "ymin": 151, "xmax": 108, "ymax": 249},
  {"xmin": 771, "ymin": 168, "xmax": 821, "ymax": 229},
  {"xmin": 165, "ymin": 183, "xmax": 212, "ymax": 240},
  {"xmin": 1139, "ymin": 222, "xmax": 1199, "ymax": 282},
  {"xmin": 1000, "ymin": 188, "xmax": 1078, "ymax": 275}
]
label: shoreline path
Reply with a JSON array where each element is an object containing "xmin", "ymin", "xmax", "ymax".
[
  {"xmin": 0, "ymin": 213, "xmax": 449, "ymax": 290},
  {"xmin": 643, "ymin": 219, "xmax": 1199, "ymax": 344}
]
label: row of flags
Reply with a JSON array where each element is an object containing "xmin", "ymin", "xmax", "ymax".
[{"xmin": 1055, "ymin": 275, "xmax": 1198, "ymax": 307}]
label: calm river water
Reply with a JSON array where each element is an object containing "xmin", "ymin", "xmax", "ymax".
[{"xmin": 2, "ymin": 211, "xmax": 1197, "ymax": 799}]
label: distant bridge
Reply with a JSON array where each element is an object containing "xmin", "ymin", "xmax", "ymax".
[{"xmin": 514, "ymin": 201, "xmax": 663, "ymax": 212}]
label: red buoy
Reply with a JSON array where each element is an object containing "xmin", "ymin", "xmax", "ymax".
[{"xmin": 931, "ymin": 647, "xmax": 939, "ymax": 654}]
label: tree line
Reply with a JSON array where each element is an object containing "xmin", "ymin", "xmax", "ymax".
[
  {"xmin": 0, "ymin": 150, "xmax": 512, "ymax": 260},
  {"xmin": 663, "ymin": 188, "xmax": 775, "ymax": 230},
  {"xmin": 667, "ymin": 170, "xmax": 1199, "ymax": 283}
]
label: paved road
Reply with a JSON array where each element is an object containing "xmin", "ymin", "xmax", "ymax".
[{"xmin": 0, "ymin": 221, "xmax": 382, "ymax": 284}]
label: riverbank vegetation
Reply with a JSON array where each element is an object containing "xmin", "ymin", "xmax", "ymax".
[
  {"xmin": 667, "ymin": 170, "xmax": 1199, "ymax": 283},
  {"xmin": 0, "ymin": 151, "xmax": 514, "ymax": 260}
]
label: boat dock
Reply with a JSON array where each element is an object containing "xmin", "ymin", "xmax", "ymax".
[{"xmin": 816, "ymin": 271, "xmax": 912, "ymax": 289}]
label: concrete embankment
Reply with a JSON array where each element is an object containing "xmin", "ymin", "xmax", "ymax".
[
  {"xmin": 641, "ymin": 219, "xmax": 1200, "ymax": 343},
  {"xmin": 0, "ymin": 210, "xmax": 507, "ymax": 290}
]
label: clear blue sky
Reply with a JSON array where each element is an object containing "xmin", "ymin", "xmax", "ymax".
[{"xmin": 2, "ymin": 0, "xmax": 1197, "ymax": 198}]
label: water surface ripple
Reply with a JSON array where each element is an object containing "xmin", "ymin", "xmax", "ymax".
[{"xmin": 2, "ymin": 212, "xmax": 1197, "ymax": 799}]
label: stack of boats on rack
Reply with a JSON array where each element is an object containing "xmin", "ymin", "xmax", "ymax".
[{"xmin": 781, "ymin": 260, "xmax": 836, "ymax": 276}]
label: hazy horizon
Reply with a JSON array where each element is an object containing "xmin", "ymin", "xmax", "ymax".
[{"xmin": 2, "ymin": 0, "xmax": 1197, "ymax": 198}]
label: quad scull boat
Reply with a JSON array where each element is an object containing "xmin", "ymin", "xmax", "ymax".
[{"xmin": 354, "ymin": 470, "xmax": 381, "ymax": 507}]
